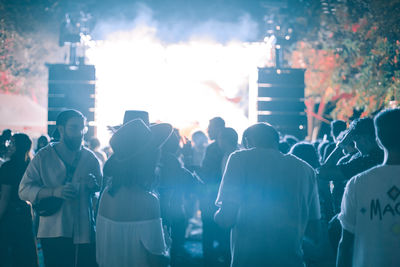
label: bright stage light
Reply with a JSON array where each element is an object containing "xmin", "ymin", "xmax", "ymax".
[{"xmin": 86, "ymin": 25, "xmax": 273, "ymax": 146}]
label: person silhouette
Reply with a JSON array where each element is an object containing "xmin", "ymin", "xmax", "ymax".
[
  {"xmin": 199, "ymin": 117, "xmax": 226, "ymax": 266},
  {"xmin": 0, "ymin": 133, "xmax": 38, "ymax": 267},
  {"xmin": 337, "ymin": 108, "xmax": 400, "ymax": 267},
  {"xmin": 19, "ymin": 109, "xmax": 101, "ymax": 267},
  {"xmin": 215, "ymin": 123, "xmax": 321, "ymax": 267},
  {"xmin": 35, "ymin": 135, "xmax": 50, "ymax": 154},
  {"xmin": 96, "ymin": 119, "xmax": 172, "ymax": 267}
]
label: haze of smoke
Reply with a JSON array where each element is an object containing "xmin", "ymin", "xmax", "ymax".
[{"xmin": 92, "ymin": 2, "xmax": 259, "ymax": 43}]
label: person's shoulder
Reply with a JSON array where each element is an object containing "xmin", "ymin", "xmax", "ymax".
[
  {"xmin": 344, "ymin": 165, "xmax": 384, "ymax": 193},
  {"xmin": 82, "ymin": 146, "xmax": 101, "ymax": 161},
  {"xmin": 285, "ymin": 153, "xmax": 314, "ymax": 172},
  {"xmin": 0, "ymin": 160, "xmax": 12, "ymax": 182},
  {"xmin": 234, "ymin": 147, "xmax": 280, "ymax": 159},
  {"xmin": 0, "ymin": 159, "xmax": 13, "ymax": 170},
  {"xmin": 228, "ymin": 147, "xmax": 253, "ymax": 159},
  {"xmin": 283, "ymin": 154, "xmax": 316, "ymax": 183},
  {"xmin": 0, "ymin": 159, "xmax": 19, "ymax": 183},
  {"xmin": 36, "ymin": 143, "xmax": 54, "ymax": 155},
  {"xmin": 206, "ymin": 141, "xmax": 219, "ymax": 151},
  {"xmin": 30, "ymin": 143, "xmax": 54, "ymax": 163},
  {"xmin": 230, "ymin": 147, "xmax": 247, "ymax": 155},
  {"xmin": 82, "ymin": 145, "xmax": 96, "ymax": 156},
  {"xmin": 34, "ymin": 143, "xmax": 51, "ymax": 155},
  {"xmin": 350, "ymin": 164, "xmax": 383, "ymax": 183}
]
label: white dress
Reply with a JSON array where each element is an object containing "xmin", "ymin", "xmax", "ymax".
[{"xmin": 96, "ymin": 215, "xmax": 168, "ymax": 267}]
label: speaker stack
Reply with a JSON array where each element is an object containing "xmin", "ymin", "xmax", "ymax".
[
  {"xmin": 47, "ymin": 64, "xmax": 96, "ymax": 140},
  {"xmin": 257, "ymin": 68, "xmax": 307, "ymax": 139}
]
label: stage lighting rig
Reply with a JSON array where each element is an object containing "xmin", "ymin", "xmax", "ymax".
[
  {"xmin": 260, "ymin": 0, "xmax": 295, "ymax": 68},
  {"xmin": 59, "ymin": 10, "xmax": 93, "ymax": 65},
  {"xmin": 264, "ymin": 17, "xmax": 294, "ymax": 68}
]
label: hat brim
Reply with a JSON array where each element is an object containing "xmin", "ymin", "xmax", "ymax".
[
  {"xmin": 149, "ymin": 123, "xmax": 173, "ymax": 149},
  {"xmin": 107, "ymin": 125, "xmax": 121, "ymax": 134},
  {"xmin": 109, "ymin": 120, "xmax": 173, "ymax": 162},
  {"xmin": 104, "ymin": 121, "xmax": 173, "ymax": 177},
  {"xmin": 107, "ymin": 123, "xmax": 169, "ymax": 136}
]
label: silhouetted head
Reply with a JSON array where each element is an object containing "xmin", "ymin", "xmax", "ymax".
[
  {"xmin": 9, "ymin": 133, "xmax": 32, "ymax": 161},
  {"xmin": 1, "ymin": 129, "xmax": 12, "ymax": 141},
  {"xmin": 241, "ymin": 127, "xmax": 251, "ymax": 149},
  {"xmin": 217, "ymin": 127, "xmax": 238, "ymax": 153},
  {"xmin": 278, "ymin": 141, "xmax": 290, "ymax": 154},
  {"xmin": 348, "ymin": 117, "xmax": 377, "ymax": 154},
  {"xmin": 191, "ymin": 130, "xmax": 208, "ymax": 148},
  {"xmin": 89, "ymin": 137, "xmax": 101, "ymax": 150},
  {"xmin": 283, "ymin": 135, "xmax": 299, "ymax": 148},
  {"xmin": 337, "ymin": 131, "xmax": 357, "ymax": 155},
  {"xmin": 290, "ymin": 142, "xmax": 320, "ymax": 169},
  {"xmin": 245, "ymin": 123, "xmax": 279, "ymax": 150},
  {"xmin": 330, "ymin": 120, "xmax": 347, "ymax": 142},
  {"xmin": 207, "ymin": 117, "xmax": 225, "ymax": 141},
  {"xmin": 36, "ymin": 135, "xmax": 49, "ymax": 153},
  {"xmin": 374, "ymin": 108, "xmax": 400, "ymax": 152}
]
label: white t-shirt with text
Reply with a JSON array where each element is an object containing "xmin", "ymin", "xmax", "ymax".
[{"xmin": 339, "ymin": 165, "xmax": 400, "ymax": 267}]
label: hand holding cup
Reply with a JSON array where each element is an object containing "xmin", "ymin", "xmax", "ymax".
[
  {"xmin": 53, "ymin": 183, "xmax": 79, "ymax": 200},
  {"xmin": 82, "ymin": 173, "xmax": 98, "ymax": 191}
]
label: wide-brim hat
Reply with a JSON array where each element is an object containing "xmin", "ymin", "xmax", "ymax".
[
  {"xmin": 108, "ymin": 110, "xmax": 150, "ymax": 133},
  {"xmin": 110, "ymin": 119, "xmax": 172, "ymax": 161},
  {"xmin": 123, "ymin": 110, "xmax": 149, "ymax": 125}
]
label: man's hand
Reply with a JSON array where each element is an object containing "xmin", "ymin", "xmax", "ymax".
[
  {"xmin": 52, "ymin": 183, "xmax": 78, "ymax": 200},
  {"xmin": 82, "ymin": 173, "xmax": 100, "ymax": 191},
  {"xmin": 336, "ymin": 128, "xmax": 354, "ymax": 149}
]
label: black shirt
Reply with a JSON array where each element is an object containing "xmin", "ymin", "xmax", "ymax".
[
  {"xmin": 0, "ymin": 157, "xmax": 29, "ymax": 209},
  {"xmin": 199, "ymin": 141, "xmax": 224, "ymax": 185},
  {"xmin": 338, "ymin": 147, "xmax": 384, "ymax": 180}
]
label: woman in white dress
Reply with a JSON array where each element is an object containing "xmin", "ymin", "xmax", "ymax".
[{"xmin": 96, "ymin": 119, "xmax": 173, "ymax": 267}]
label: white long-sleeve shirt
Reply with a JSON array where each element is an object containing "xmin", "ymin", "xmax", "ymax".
[{"xmin": 19, "ymin": 143, "xmax": 102, "ymax": 244}]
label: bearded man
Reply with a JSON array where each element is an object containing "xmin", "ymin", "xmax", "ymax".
[{"xmin": 19, "ymin": 109, "xmax": 102, "ymax": 267}]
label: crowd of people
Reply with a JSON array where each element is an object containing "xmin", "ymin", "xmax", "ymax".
[{"xmin": 0, "ymin": 107, "xmax": 399, "ymax": 267}]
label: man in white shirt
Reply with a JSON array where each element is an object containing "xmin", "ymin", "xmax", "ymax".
[
  {"xmin": 19, "ymin": 109, "xmax": 101, "ymax": 267},
  {"xmin": 214, "ymin": 122, "xmax": 321, "ymax": 267},
  {"xmin": 337, "ymin": 108, "xmax": 400, "ymax": 267}
]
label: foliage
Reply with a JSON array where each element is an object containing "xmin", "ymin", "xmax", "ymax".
[
  {"xmin": 288, "ymin": 0, "xmax": 400, "ymax": 135},
  {"xmin": 0, "ymin": 1, "xmax": 64, "ymax": 106}
]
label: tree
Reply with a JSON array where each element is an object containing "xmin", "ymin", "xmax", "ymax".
[
  {"xmin": 286, "ymin": 0, "xmax": 400, "ymax": 137},
  {"xmin": 0, "ymin": 0, "xmax": 64, "ymax": 105}
]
